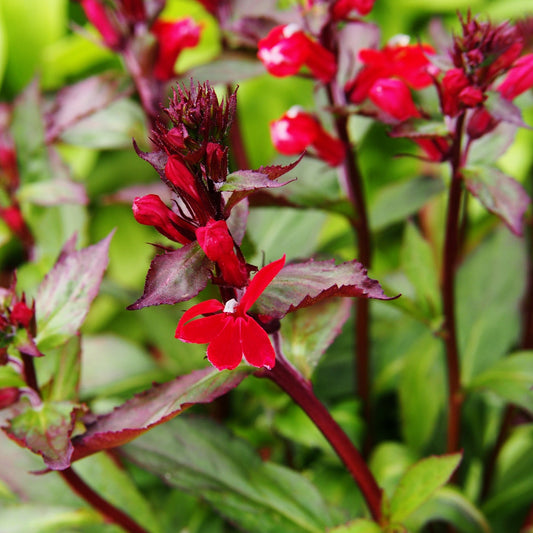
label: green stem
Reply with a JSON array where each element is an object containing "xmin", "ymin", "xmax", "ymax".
[
  {"xmin": 442, "ymin": 113, "xmax": 466, "ymax": 455},
  {"xmin": 259, "ymin": 340, "xmax": 383, "ymax": 523}
]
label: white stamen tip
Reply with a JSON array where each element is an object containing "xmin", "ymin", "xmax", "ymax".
[{"xmin": 224, "ymin": 298, "xmax": 238, "ymax": 313}]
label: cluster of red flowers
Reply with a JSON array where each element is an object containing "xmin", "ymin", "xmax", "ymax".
[
  {"xmin": 79, "ymin": 0, "xmax": 201, "ymax": 80},
  {"xmin": 132, "ymin": 83, "xmax": 285, "ymax": 370}
]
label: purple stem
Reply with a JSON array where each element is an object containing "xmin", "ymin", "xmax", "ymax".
[
  {"xmin": 442, "ymin": 113, "xmax": 466, "ymax": 455},
  {"xmin": 60, "ymin": 467, "xmax": 149, "ymax": 533},
  {"xmin": 326, "ymin": 83, "xmax": 373, "ymax": 452},
  {"xmin": 259, "ymin": 340, "xmax": 383, "ymax": 523}
]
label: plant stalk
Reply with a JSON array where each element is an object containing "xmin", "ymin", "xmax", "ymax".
[
  {"xmin": 442, "ymin": 113, "xmax": 466, "ymax": 455},
  {"xmin": 260, "ymin": 342, "xmax": 383, "ymax": 523},
  {"xmin": 327, "ymin": 83, "xmax": 373, "ymax": 452},
  {"xmin": 60, "ymin": 467, "xmax": 149, "ymax": 533}
]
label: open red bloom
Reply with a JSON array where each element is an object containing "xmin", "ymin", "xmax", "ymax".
[
  {"xmin": 347, "ymin": 41, "xmax": 435, "ymax": 104},
  {"xmin": 497, "ymin": 53, "xmax": 533, "ymax": 100},
  {"xmin": 257, "ymin": 25, "xmax": 337, "ymax": 83},
  {"xmin": 368, "ymin": 78, "xmax": 421, "ymax": 121},
  {"xmin": 176, "ymin": 256, "xmax": 286, "ymax": 370},
  {"xmin": 151, "ymin": 18, "xmax": 202, "ymax": 81},
  {"xmin": 270, "ymin": 108, "xmax": 345, "ymax": 166}
]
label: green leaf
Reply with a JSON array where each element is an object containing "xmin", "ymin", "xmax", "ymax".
[
  {"xmin": 369, "ymin": 176, "xmax": 445, "ymax": 231},
  {"xmin": 399, "ymin": 332, "xmax": 445, "ymax": 452},
  {"xmin": 59, "ymin": 99, "xmax": 146, "ymax": 149},
  {"xmin": 280, "ymin": 298, "xmax": 352, "ymax": 379},
  {"xmin": 122, "ymin": 416, "xmax": 333, "ymax": 533},
  {"xmin": 17, "ymin": 178, "xmax": 87, "ymax": 206},
  {"xmin": 389, "ymin": 453, "xmax": 462, "ymax": 523},
  {"xmin": 469, "ymin": 352, "xmax": 533, "ymax": 414},
  {"xmin": 0, "ymin": 366, "xmax": 25, "ymax": 388},
  {"xmin": 74, "ymin": 452, "xmax": 161, "ymax": 533},
  {"xmin": 45, "ymin": 336, "xmax": 81, "ymax": 402},
  {"xmin": 406, "ymin": 486, "xmax": 490, "ymax": 533},
  {"xmin": 35, "ymin": 233, "xmax": 113, "ymax": 351},
  {"xmin": 5, "ymin": 399, "xmax": 82, "ymax": 470},
  {"xmin": 329, "ymin": 519, "xmax": 383, "ymax": 533},
  {"xmin": 457, "ymin": 227, "xmax": 527, "ymax": 383},
  {"xmin": 400, "ymin": 221, "xmax": 440, "ymax": 317}
]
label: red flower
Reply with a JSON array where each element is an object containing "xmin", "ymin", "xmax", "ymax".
[
  {"xmin": 80, "ymin": 0, "xmax": 122, "ymax": 50},
  {"xmin": 132, "ymin": 194, "xmax": 195, "ymax": 244},
  {"xmin": 347, "ymin": 41, "xmax": 435, "ymax": 104},
  {"xmin": 332, "ymin": 0, "xmax": 376, "ymax": 19},
  {"xmin": 497, "ymin": 53, "xmax": 533, "ymax": 100},
  {"xmin": 176, "ymin": 256, "xmax": 286, "ymax": 370},
  {"xmin": 466, "ymin": 107, "xmax": 498, "ymax": 139},
  {"xmin": 270, "ymin": 108, "xmax": 345, "ymax": 166},
  {"xmin": 257, "ymin": 25, "xmax": 337, "ymax": 83},
  {"xmin": 151, "ymin": 18, "xmax": 202, "ymax": 81},
  {"xmin": 0, "ymin": 206, "xmax": 26, "ymax": 235},
  {"xmin": 368, "ymin": 78, "xmax": 421, "ymax": 121},
  {"xmin": 196, "ymin": 219, "xmax": 248, "ymax": 287}
]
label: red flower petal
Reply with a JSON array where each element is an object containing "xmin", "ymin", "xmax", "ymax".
[
  {"xmin": 240, "ymin": 316, "xmax": 276, "ymax": 369},
  {"xmin": 207, "ymin": 318, "xmax": 243, "ymax": 370},
  {"xmin": 175, "ymin": 299, "xmax": 224, "ymax": 341},
  {"xmin": 239, "ymin": 255, "xmax": 286, "ymax": 313},
  {"xmin": 177, "ymin": 313, "xmax": 228, "ymax": 343}
]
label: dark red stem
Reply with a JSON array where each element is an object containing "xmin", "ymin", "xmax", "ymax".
[
  {"xmin": 21, "ymin": 353, "xmax": 39, "ymax": 394},
  {"xmin": 442, "ymin": 113, "xmax": 466, "ymax": 455},
  {"xmin": 259, "ymin": 346, "xmax": 383, "ymax": 523},
  {"xmin": 60, "ymin": 467, "xmax": 149, "ymax": 533},
  {"xmin": 326, "ymin": 83, "xmax": 373, "ymax": 452}
]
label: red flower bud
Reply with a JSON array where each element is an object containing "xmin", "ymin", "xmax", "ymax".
[
  {"xmin": 132, "ymin": 194, "xmax": 193, "ymax": 244},
  {"xmin": 0, "ymin": 206, "xmax": 26, "ymax": 235},
  {"xmin": 258, "ymin": 25, "xmax": 337, "ymax": 83},
  {"xmin": 151, "ymin": 18, "xmax": 202, "ymax": 81},
  {"xmin": 0, "ymin": 387, "xmax": 20, "ymax": 409},
  {"xmin": 10, "ymin": 301, "xmax": 33, "ymax": 328},
  {"xmin": 368, "ymin": 78, "xmax": 421, "ymax": 121},
  {"xmin": 467, "ymin": 108, "xmax": 498, "ymax": 139},
  {"xmin": 440, "ymin": 68, "xmax": 470, "ymax": 117},
  {"xmin": 196, "ymin": 219, "xmax": 248, "ymax": 287},
  {"xmin": 165, "ymin": 156, "xmax": 201, "ymax": 202},
  {"xmin": 458, "ymin": 86, "xmax": 485, "ymax": 107}
]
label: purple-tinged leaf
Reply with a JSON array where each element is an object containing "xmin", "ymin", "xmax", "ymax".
[
  {"xmin": 45, "ymin": 74, "xmax": 131, "ymax": 143},
  {"xmin": 463, "ymin": 166, "xmax": 530, "ymax": 236},
  {"xmin": 390, "ymin": 119, "xmax": 451, "ymax": 139},
  {"xmin": 71, "ymin": 366, "xmax": 248, "ymax": 462},
  {"xmin": 281, "ymin": 299, "xmax": 352, "ymax": 379},
  {"xmin": 128, "ymin": 242, "xmax": 212, "ymax": 310},
  {"xmin": 484, "ymin": 91, "xmax": 530, "ymax": 129},
  {"xmin": 17, "ymin": 179, "xmax": 88, "ymax": 206},
  {"xmin": 106, "ymin": 182, "xmax": 170, "ymax": 204},
  {"xmin": 221, "ymin": 158, "xmax": 301, "ymax": 214},
  {"xmin": 4, "ymin": 400, "xmax": 84, "ymax": 470},
  {"xmin": 255, "ymin": 259, "xmax": 396, "ymax": 319},
  {"xmin": 133, "ymin": 143, "xmax": 168, "ymax": 181},
  {"xmin": 35, "ymin": 233, "xmax": 113, "ymax": 350},
  {"xmin": 467, "ymin": 121, "xmax": 518, "ymax": 166}
]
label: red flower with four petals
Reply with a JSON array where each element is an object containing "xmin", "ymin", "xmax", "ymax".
[{"xmin": 176, "ymin": 256, "xmax": 286, "ymax": 370}]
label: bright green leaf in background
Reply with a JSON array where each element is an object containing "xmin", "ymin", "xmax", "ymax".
[{"xmin": 389, "ymin": 453, "xmax": 462, "ymax": 524}]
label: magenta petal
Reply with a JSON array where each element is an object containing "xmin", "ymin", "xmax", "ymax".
[
  {"xmin": 177, "ymin": 313, "xmax": 228, "ymax": 343},
  {"xmin": 240, "ymin": 256, "xmax": 286, "ymax": 312},
  {"xmin": 207, "ymin": 319, "xmax": 243, "ymax": 370},
  {"xmin": 240, "ymin": 317, "xmax": 276, "ymax": 369}
]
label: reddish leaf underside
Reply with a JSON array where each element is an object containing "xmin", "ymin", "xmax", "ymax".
[
  {"xmin": 128, "ymin": 242, "xmax": 213, "ymax": 309},
  {"xmin": 71, "ymin": 367, "xmax": 248, "ymax": 462},
  {"xmin": 463, "ymin": 166, "xmax": 531, "ymax": 236},
  {"xmin": 255, "ymin": 259, "xmax": 395, "ymax": 319},
  {"xmin": 4, "ymin": 400, "xmax": 84, "ymax": 470}
]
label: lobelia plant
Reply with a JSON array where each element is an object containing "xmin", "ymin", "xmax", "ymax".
[{"xmin": 0, "ymin": 1, "xmax": 532, "ymax": 532}]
